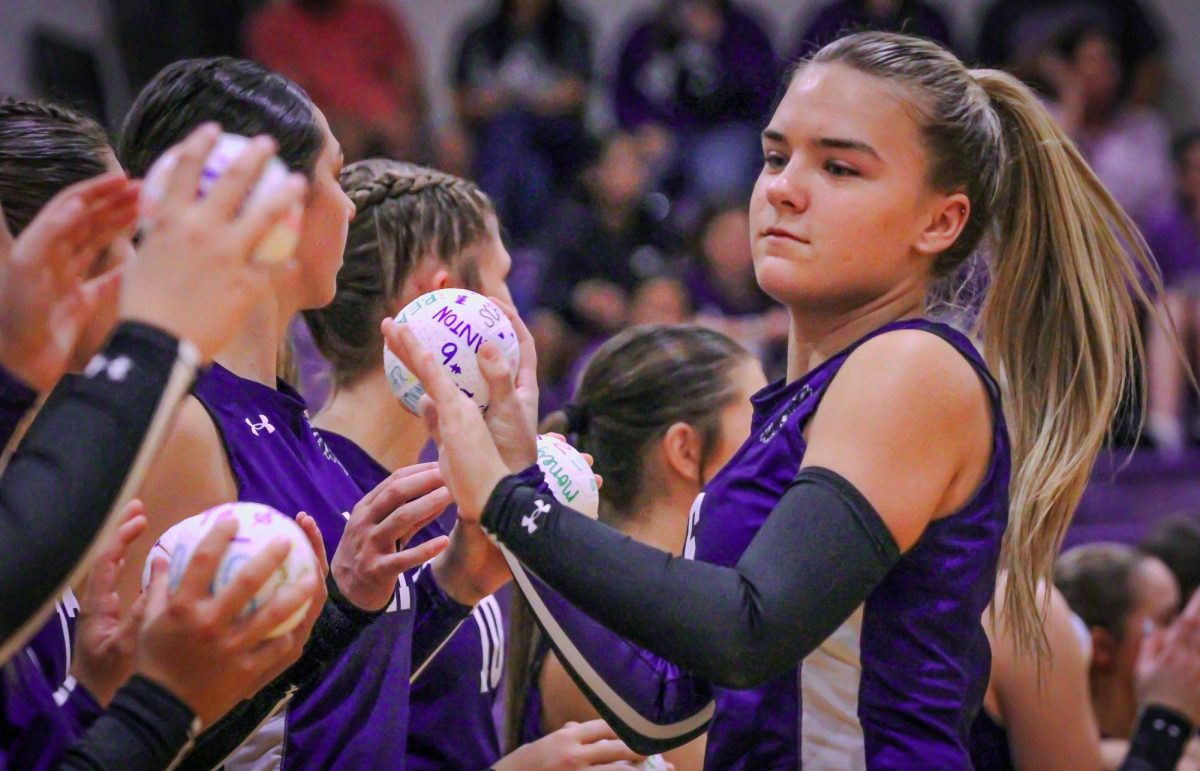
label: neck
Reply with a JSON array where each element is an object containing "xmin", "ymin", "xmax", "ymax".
[
  {"xmin": 314, "ymin": 366, "xmax": 428, "ymax": 469},
  {"xmin": 214, "ymin": 292, "xmax": 290, "ymax": 387},
  {"xmin": 1091, "ymin": 670, "xmax": 1138, "ymax": 739},
  {"xmin": 785, "ymin": 284, "xmax": 926, "ymax": 382},
  {"xmin": 618, "ymin": 489, "xmax": 696, "ymax": 555}
]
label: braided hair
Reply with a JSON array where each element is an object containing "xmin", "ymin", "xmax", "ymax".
[
  {"xmin": 304, "ymin": 159, "xmax": 495, "ymax": 388},
  {"xmin": 0, "ymin": 98, "xmax": 110, "ymax": 235}
]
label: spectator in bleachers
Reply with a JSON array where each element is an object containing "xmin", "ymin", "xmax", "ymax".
[
  {"xmin": 1141, "ymin": 515, "xmax": 1200, "ymax": 610},
  {"xmin": 1144, "ymin": 131, "xmax": 1200, "ymax": 453},
  {"xmin": 535, "ymin": 132, "xmax": 679, "ymax": 339},
  {"xmin": 975, "ymin": 0, "xmax": 1165, "ymax": 105},
  {"xmin": 1040, "ymin": 23, "xmax": 1171, "ymax": 228},
  {"xmin": 792, "ymin": 0, "xmax": 956, "ymax": 58},
  {"xmin": 452, "ymin": 0, "xmax": 593, "ymax": 243},
  {"xmin": 245, "ymin": 0, "xmax": 432, "ymax": 163},
  {"xmin": 684, "ymin": 203, "xmax": 787, "ymax": 369},
  {"xmin": 1055, "ymin": 543, "xmax": 1181, "ymax": 763},
  {"xmin": 613, "ymin": 0, "xmax": 776, "ymax": 213}
]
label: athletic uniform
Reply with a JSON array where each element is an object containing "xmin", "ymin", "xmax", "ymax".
[
  {"xmin": 320, "ymin": 431, "xmax": 506, "ymax": 770},
  {"xmin": 482, "ymin": 319, "xmax": 1011, "ymax": 769},
  {"xmin": 190, "ymin": 363, "xmax": 467, "ymax": 769}
]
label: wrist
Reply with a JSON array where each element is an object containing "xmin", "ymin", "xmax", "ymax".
[
  {"xmin": 330, "ymin": 562, "xmax": 391, "ymax": 613},
  {"xmin": 431, "ymin": 548, "xmax": 487, "ymax": 607},
  {"xmin": 71, "ymin": 661, "xmax": 118, "ymax": 708}
]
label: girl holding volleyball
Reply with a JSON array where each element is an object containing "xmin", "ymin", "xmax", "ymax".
[
  {"xmin": 390, "ymin": 30, "xmax": 1163, "ymax": 769},
  {"xmin": 117, "ymin": 58, "xmax": 504, "ymax": 769}
]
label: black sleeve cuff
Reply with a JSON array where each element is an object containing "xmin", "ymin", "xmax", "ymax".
[
  {"xmin": 0, "ymin": 364, "xmax": 38, "ymax": 407},
  {"xmin": 58, "ymin": 675, "xmax": 197, "ymax": 770},
  {"xmin": 1121, "ymin": 704, "xmax": 1194, "ymax": 771},
  {"xmin": 481, "ymin": 464, "xmax": 554, "ymax": 537}
]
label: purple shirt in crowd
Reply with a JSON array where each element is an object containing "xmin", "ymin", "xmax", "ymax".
[{"xmin": 1144, "ymin": 202, "xmax": 1200, "ymax": 289}]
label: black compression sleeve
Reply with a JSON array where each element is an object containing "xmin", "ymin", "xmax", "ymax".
[
  {"xmin": 410, "ymin": 563, "xmax": 473, "ymax": 680},
  {"xmin": 57, "ymin": 675, "xmax": 197, "ymax": 770},
  {"xmin": 174, "ymin": 574, "xmax": 383, "ymax": 770},
  {"xmin": 0, "ymin": 322, "xmax": 198, "ymax": 658},
  {"xmin": 1118, "ymin": 705, "xmax": 1194, "ymax": 771},
  {"xmin": 0, "ymin": 365, "xmax": 38, "ymax": 447},
  {"xmin": 483, "ymin": 466, "xmax": 901, "ymax": 689}
]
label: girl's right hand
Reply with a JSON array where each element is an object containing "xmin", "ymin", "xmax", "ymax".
[{"xmin": 119, "ymin": 123, "xmax": 307, "ymax": 361}]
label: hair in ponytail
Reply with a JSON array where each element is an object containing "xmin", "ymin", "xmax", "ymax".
[
  {"xmin": 808, "ymin": 32, "xmax": 1167, "ymax": 657},
  {"xmin": 303, "ymin": 159, "xmax": 494, "ymax": 390}
]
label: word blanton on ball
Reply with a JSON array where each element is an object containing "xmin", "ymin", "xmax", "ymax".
[
  {"xmin": 139, "ymin": 132, "xmax": 303, "ymax": 264},
  {"xmin": 536, "ymin": 435, "xmax": 600, "ymax": 518},
  {"xmin": 384, "ymin": 288, "xmax": 521, "ymax": 414},
  {"xmin": 141, "ymin": 502, "xmax": 318, "ymax": 637}
]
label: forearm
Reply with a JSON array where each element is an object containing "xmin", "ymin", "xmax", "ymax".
[
  {"xmin": 482, "ymin": 466, "xmax": 900, "ymax": 688},
  {"xmin": 0, "ymin": 322, "xmax": 198, "ymax": 659},
  {"xmin": 57, "ymin": 676, "xmax": 197, "ymax": 770}
]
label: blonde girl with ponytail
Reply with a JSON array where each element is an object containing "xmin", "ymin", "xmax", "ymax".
[{"xmin": 387, "ymin": 31, "xmax": 1166, "ymax": 769}]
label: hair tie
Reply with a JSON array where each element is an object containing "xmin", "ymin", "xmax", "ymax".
[{"xmin": 563, "ymin": 402, "xmax": 591, "ymax": 435}]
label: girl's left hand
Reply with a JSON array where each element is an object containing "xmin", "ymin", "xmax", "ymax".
[
  {"xmin": 71, "ymin": 499, "xmax": 149, "ymax": 705},
  {"xmin": 382, "ymin": 318, "xmax": 510, "ymax": 524}
]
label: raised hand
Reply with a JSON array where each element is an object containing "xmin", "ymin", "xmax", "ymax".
[
  {"xmin": 0, "ymin": 174, "xmax": 138, "ymax": 390},
  {"xmin": 119, "ymin": 123, "xmax": 307, "ymax": 361},
  {"xmin": 331, "ymin": 463, "xmax": 452, "ymax": 611},
  {"xmin": 479, "ymin": 296, "xmax": 539, "ymax": 472},
  {"xmin": 71, "ymin": 499, "xmax": 149, "ymax": 705},
  {"xmin": 382, "ymin": 319, "xmax": 511, "ymax": 523},
  {"xmin": 1136, "ymin": 587, "xmax": 1200, "ymax": 724}
]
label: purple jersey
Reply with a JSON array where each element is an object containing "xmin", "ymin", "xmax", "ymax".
[
  {"xmin": 193, "ymin": 364, "xmax": 415, "ymax": 769},
  {"xmin": 969, "ymin": 708, "xmax": 1015, "ymax": 770},
  {"xmin": 321, "ymin": 431, "xmax": 506, "ymax": 770},
  {"xmin": 684, "ymin": 318, "xmax": 1009, "ymax": 768}
]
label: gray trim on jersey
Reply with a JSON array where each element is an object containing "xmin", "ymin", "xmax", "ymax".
[
  {"xmin": 0, "ymin": 339, "xmax": 199, "ymax": 664},
  {"xmin": 497, "ymin": 543, "xmax": 716, "ymax": 741}
]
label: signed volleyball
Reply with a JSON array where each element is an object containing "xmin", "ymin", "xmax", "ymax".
[
  {"xmin": 537, "ymin": 434, "xmax": 600, "ymax": 518},
  {"xmin": 139, "ymin": 132, "xmax": 303, "ymax": 265},
  {"xmin": 141, "ymin": 502, "xmax": 317, "ymax": 638},
  {"xmin": 384, "ymin": 288, "xmax": 521, "ymax": 414}
]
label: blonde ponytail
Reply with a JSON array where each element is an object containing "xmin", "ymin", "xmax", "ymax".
[
  {"xmin": 810, "ymin": 32, "xmax": 1175, "ymax": 657},
  {"xmin": 973, "ymin": 69, "xmax": 1161, "ymax": 656}
]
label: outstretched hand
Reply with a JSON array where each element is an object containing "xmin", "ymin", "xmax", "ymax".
[{"xmin": 382, "ymin": 318, "xmax": 514, "ymax": 523}]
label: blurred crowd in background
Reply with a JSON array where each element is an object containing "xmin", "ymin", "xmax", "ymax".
[{"xmin": 30, "ymin": 0, "xmax": 1200, "ymax": 451}]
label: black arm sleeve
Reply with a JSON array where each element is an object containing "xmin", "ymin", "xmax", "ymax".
[
  {"xmin": 483, "ymin": 465, "xmax": 901, "ymax": 691},
  {"xmin": 57, "ymin": 675, "xmax": 197, "ymax": 770},
  {"xmin": 173, "ymin": 574, "xmax": 384, "ymax": 770},
  {"xmin": 0, "ymin": 322, "xmax": 198, "ymax": 660},
  {"xmin": 1118, "ymin": 704, "xmax": 1193, "ymax": 771},
  {"xmin": 0, "ymin": 365, "xmax": 38, "ymax": 448}
]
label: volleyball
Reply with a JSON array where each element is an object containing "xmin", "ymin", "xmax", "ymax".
[
  {"xmin": 139, "ymin": 132, "xmax": 303, "ymax": 265},
  {"xmin": 141, "ymin": 502, "xmax": 318, "ymax": 638},
  {"xmin": 537, "ymin": 434, "xmax": 600, "ymax": 518},
  {"xmin": 384, "ymin": 288, "xmax": 521, "ymax": 414}
]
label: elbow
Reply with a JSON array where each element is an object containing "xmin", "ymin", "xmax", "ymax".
[{"xmin": 705, "ymin": 634, "xmax": 784, "ymax": 690}]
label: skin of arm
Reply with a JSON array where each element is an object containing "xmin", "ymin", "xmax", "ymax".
[
  {"xmin": 985, "ymin": 580, "xmax": 1104, "ymax": 770},
  {"xmin": 117, "ymin": 395, "xmax": 235, "ymax": 607}
]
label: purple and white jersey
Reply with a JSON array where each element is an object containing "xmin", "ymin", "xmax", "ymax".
[
  {"xmin": 687, "ymin": 318, "xmax": 1010, "ymax": 768},
  {"xmin": 320, "ymin": 431, "xmax": 506, "ymax": 770},
  {"xmin": 193, "ymin": 364, "xmax": 414, "ymax": 769}
]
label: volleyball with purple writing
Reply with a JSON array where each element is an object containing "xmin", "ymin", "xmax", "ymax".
[
  {"xmin": 141, "ymin": 502, "xmax": 317, "ymax": 638},
  {"xmin": 384, "ymin": 288, "xmax": 521, "ymax": 414},
  {"xmin": 537, "ymin": 435, "xmax": 600, "ymax": 518},
  {"xmin": 139, "ymin": 132, "xmax": 303, "ymax": 265}
]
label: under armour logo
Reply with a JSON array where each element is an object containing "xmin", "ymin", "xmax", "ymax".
[
  {"xmin": 522, "ymin": 499, "xmax": 551, "ymax": 534},
  {"xmin": 83, "ymin": 354, "xmax": 133, "ymax": 382},
  {"xmin": 245, "ymin": 414, "xmax": 275, "ymax": 436}
]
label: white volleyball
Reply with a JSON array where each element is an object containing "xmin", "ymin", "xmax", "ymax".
[
  {"xmin": 139, "ymin": 132, "xmax": 303, "ymax": 265},
  {"xmin": 383, "ymin": 288, "xmax": 521, "ymax": 414},
  {"xmin": 536, "ymin": 435, "xmax": 600, "ymax": 518},
  {"xmin": 141, "ymin": 502, "xmax": 317, "ymax": 638},
  {"xmin": 637, "ymin": 756, "xmax": 669, "ymax": 771}
]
